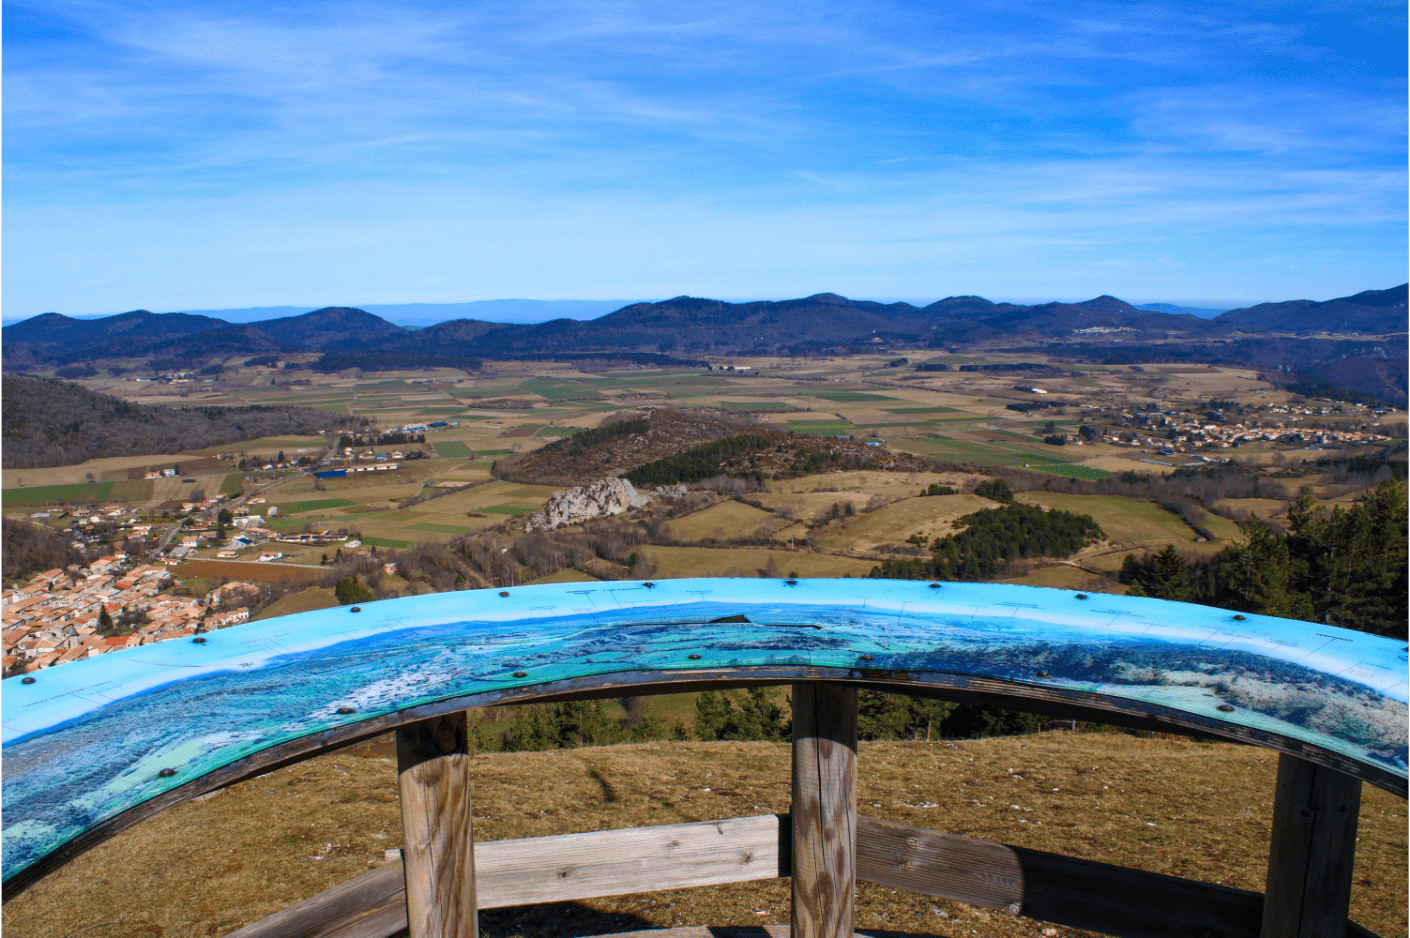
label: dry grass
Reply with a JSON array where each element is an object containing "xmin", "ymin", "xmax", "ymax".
[
  {"xmin": 250, "ymin": 586, "xmax": 340, "ymax": 620},
  {"xmin": 816, "ymin": 494, "xmax": 997, "ymax": 551},
  {"xmin": 640, "ymin": 546, "xmax": 875, "ymax": 579},
  {"xmin": 5, "ymin": 734, "xmax": 1403, "ymax": 938},
  {"xmin": 1013, "ymin": 494, "xmax": 1202, "ymax": 548},
  {"xmin": 667, "ymin": 502, "xmax": 780, "ymax": 541}
]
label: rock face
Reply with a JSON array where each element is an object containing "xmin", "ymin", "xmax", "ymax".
[{"xmin": 524, "ymin": 478, "xmax": 685, "ymax": 532}]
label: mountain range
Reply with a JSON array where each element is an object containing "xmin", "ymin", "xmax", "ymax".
[{"xmin": 3, "ymin": 285, "xmax": 1405, "ymax": 403}]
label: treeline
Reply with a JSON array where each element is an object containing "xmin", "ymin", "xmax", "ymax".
[
  {"xmin": 305, "ymin": 352, "xmax": 483, "ymax": 373},
  {"xmin": 871, "ymin": 503, "xmax": 1104, "ymax": 581},
  {"xmin": 1, "ymin": 376, "xmax": 346, "ymax": 469},
  {"xmin": 624, "ymin": 434, "xmax": 772, "ymax": 487},
  {"xmin": 692, "ymin": 688, "xmax": 1043, "ymax": 743},
  {"xmin": 2, "ymin": 519, "xmax": 78, "ymax": 581},
  {"xmin": 559, "ymin": 417, "xmax": 650, "ymax": 453},
  {"xmin": 1119, "ymin": 480, "xmax": 1407, "ymax": 638},
  {"xmin": 463, "ymin": 687, "xmax": 1056, "ymax": 753}
]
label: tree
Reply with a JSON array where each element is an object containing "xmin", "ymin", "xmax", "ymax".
[
  {"xmin": 858, "ymin": 691, "xmax": 956, "ymax": 740},
  {"xmin": 973, "ymin": 478, "xmax": 1014, "ymax": 503},
  {"xmin": 500, "ymin": 700, "xmax": 625, "ymax": 751},
  {"xmin": 98, "ymin": 607, "xmax": 115, "ymax": 633},
  {"xmin": 217, "ymin": 508, "xmax": 233, "ymax": 525},
  {"xmin": 693, "ymin": 688, "xmax": 787, "ymax": 741},
  {"xmin": 333, "ymin": 577, "xmax": 374, "ymax": 605}
]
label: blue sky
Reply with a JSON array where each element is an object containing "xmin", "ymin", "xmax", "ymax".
[{"xmin": 4, "ymin": 1, "xmax": 1405, "ymax": 317}]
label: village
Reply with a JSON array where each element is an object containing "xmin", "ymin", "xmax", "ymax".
[
  {"xmin": 1087, "ymin": 400, "xmax": 1395, "ymax": 455},
  {"xmin": 2, "ymin": 558, "xmax": 260, "ymax": 674}
]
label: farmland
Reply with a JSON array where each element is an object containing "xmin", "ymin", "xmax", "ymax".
[{"xmin": 3, "ymin": 348, "xmax": 1403, "ymax": 607}]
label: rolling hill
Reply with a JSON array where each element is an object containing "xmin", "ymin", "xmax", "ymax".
[{"xmin": 4, "ymin": 285, "xmax": 1404, "ymax": 401}]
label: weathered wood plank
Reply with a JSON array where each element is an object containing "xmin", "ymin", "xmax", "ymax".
[
  {"xmin": 1261, "ymin": 754, "xmax": 1363, "ymax": 938},
  {"xmin": 790, "ymin": 683, "xmax": 857, "ymax": 938},
  {"xmin": 854, "ymin": 815, "xmax": 1022, "ymax": 911},
  {"xmin": 226, "ymin": 812, "xmax": 1383, "ymax": 938},
  {"xmin": 397, "ymin": 713, "xmax": 476, "ymax": 938},
  {"xmin": 226, "ymin": 815, "xmax": 783, "ymax": 938},
  {"xmin": 225, "ymin": 859, "xmax": 408, "ymax": 938},
  {"xmin": 475, "ymin": 813, "xmax": 784, "ymax": 907}
]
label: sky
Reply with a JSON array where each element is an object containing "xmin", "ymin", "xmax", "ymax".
[{"xmin": 4, "ymin": 0, "xmax": 1406, "ymax": 319}]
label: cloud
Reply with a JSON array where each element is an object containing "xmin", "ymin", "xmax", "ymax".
[{"xmin": 3, "ymin": 0, "xmax": 1404, "ymax": 312}]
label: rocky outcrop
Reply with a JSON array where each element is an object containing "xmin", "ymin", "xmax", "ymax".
[{"xmin": 524, "ymin": 478, "xmax": 685, "ymax": 532}]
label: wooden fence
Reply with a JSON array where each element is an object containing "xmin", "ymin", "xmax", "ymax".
[{"xmin": 209, "ymin": 682, "xmax": 1378, "ymax": 938}]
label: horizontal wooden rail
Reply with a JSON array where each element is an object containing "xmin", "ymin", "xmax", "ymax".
[
  {"xmin": 228, "ymin": 814, "xmax": 787, "ymax": 938},
  {"xmin": 225, "ymin": 814, "xmax": 1382, "ymax": 938}
]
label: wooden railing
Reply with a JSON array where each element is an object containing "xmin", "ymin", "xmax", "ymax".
[{"xmin": 222, "ymin": 683, "xmax": 1377, "ymax": 938}]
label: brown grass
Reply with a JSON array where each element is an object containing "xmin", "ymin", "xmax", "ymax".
[
  {"xmin": 5, "ymin": 733, "xmax": 1403, "ymax": 938},
  {"xmin": 174, "ymin": 559, "xmax": 325, "ymax": 584}
]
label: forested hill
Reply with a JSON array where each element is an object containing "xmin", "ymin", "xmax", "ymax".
[{"xmin": 0, "ymin": 376, "xmax": 344, "ymax": 469}]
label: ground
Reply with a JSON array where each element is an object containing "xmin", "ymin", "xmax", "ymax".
[
  {"xmin": 4, "ymin": 733, "xmax": 1403, "ymax": 938},
  {"xmin": 7, "ymin": 351, "xmax": 1399, "ymax": 607}
]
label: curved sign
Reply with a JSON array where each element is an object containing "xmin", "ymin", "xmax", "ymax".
[{"xmin": 3, "ymin": 579, "xmax": 1406, "ymax": 890}]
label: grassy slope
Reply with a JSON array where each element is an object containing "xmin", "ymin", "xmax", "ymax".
[
  {"xmin": 7, "ymin": 734, "xmax": 1403, "ymax": 938},
  {"xmin": 667, "ymin": 501, "xmax": 778, "ymax": 541}
]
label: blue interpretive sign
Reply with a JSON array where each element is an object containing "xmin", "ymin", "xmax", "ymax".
[{"xmin": 3, "ymin": 578, "xmax": 1406, "ymax": 886}]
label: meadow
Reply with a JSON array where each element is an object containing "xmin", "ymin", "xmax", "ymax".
[
  {"xmin": 5, "ymin": 732, "xmax": 1403, "ymax": 938},
  {"xmin": 4, "ymin": 349, "xmax": 1399, "ymax": 598}
]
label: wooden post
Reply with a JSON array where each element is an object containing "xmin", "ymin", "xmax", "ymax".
[
  {"xmin": 1260, "ymin": 754, "xmax": 1362, "ymax": 938},
  {"xmin": 398, "ymin": 712, "xmax": 477, "ymax": 938},
  {"xmin": 791, "ymin": 683, "xmax": 857, "ymax": 938}
]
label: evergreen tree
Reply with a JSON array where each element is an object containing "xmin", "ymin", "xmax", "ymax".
[
  {"xmin": 693, "ymin": 687, "xmax": 787, "ymax": 741},
  {"xmin": 973, "ymin": 478, "xmax": 1014, "ymax": 503},
  {"xmin": 333, "ymin": 577, "xmax": 374, "ymax": 605},
  {"xmin": 857, "ymin": 691, "xmax": 957, "ymax": 740}
]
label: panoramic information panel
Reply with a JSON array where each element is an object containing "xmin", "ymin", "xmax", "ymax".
[{"xmin": 3, "ymin": 578, "xmax": 1406, "ymax": 887}]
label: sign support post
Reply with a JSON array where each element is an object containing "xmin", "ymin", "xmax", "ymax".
[
  {"xmin": 791, "ymin": 683, "xmax": 858, "ymax": 938},
  {"xmin": 398, "ymin": 712, "xmax": 477, "ymax": 938},
  {"xmin": 1260, "ymin": 754, "xmax": 1362, "ymax": 938}
]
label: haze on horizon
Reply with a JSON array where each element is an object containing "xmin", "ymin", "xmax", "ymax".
[{"xmin": 4, "ymin": 1, "xmax": 1405, "ymax": 319}]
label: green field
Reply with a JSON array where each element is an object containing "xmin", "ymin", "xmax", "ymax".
[
  {"xmin": 432, "ymin": 441, "xmax": 475, "ymax": 458},
  {"xmin": 406, "ymin": 523, "xmax": 471, "ymax": 534},
  {"xmin": 1030, "ymin": 464, "xmax": 1112, "ymax": 480},
  {"xmin": 786, "ymin": 421, "xmax": 857, "ymax": 436},
  {"xmin": 808, "ymin": 391, "xmax": 900, "ymax": 403},
  {"xmin": 2, "ymin": 481, "xmax": 113, "ymax": 506},
  {"xmin": 707, "ymin": 401, "xmax": 799, "ymax": 412},
  {"xmin": 520, "ymin": 378, "xmax": 602, "ymax": 400},
  {"xmin": 358, "ymin": 535, "xmax": 414, "ymax": 549},
  {"xmin": 278, "ymin": 498, "xmax": 357, "ymax": 514},
  {"xmin": 536, "ymin": 426, "xmax": 586, "ymax": 437},
  {"xmin": 479, "ymin": 504, "xmax": 534, "ymax": 516},
  {"xmin": 219, "ymin": 473, "xmax": 245, "ymax": 496},
  {"xmin": 881, "ymin": 406, "xmax": 961, "ymax": 414}
]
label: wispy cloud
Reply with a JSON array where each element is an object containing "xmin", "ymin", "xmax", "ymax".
[{"xmin": 3, "ymin": 0, "xmax": 1404, "ymax": 314}]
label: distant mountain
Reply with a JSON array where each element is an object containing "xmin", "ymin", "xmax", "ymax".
[
  {"xmin": 247, "ymin": 307, "xmax": 408, "ymax": 351},
  {"xmin": 2, "ymin": 310, "xmax": 226, "ymax": 355},
  {"xmin": 3, "ymin": 284, "xmax": 1403, "ymax": 403},
  {"xmin": 1136, "ymin": 303, "xmax": 1231, "ymax": 319},
  {"xmin": 1215, "ymin": 285, "xmax": 1407, "ymax": 334}
]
